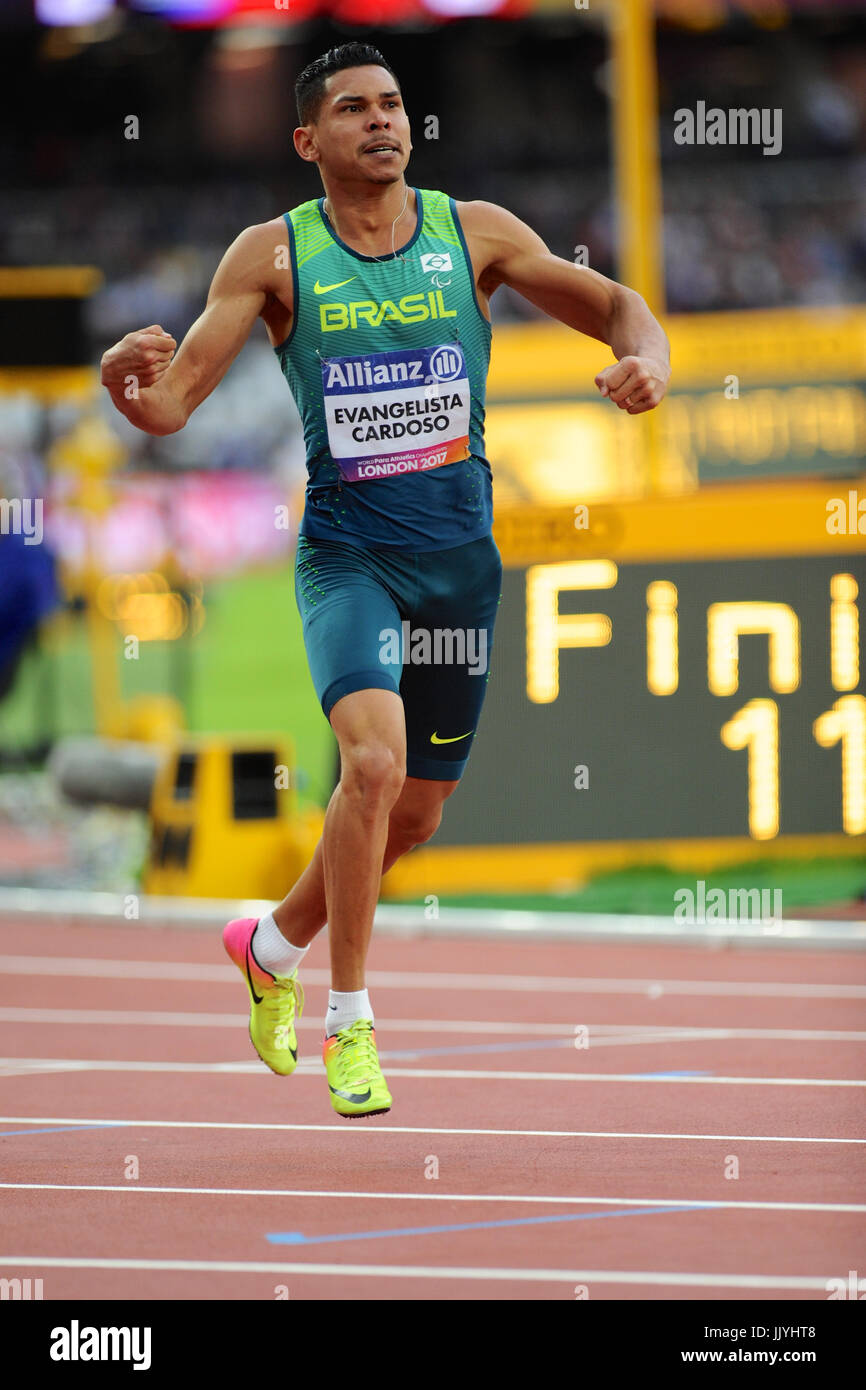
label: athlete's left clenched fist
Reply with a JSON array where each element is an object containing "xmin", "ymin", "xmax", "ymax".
[{"xmin": 594, "ymin": 355, "xmax": 670, "ymax": 415}]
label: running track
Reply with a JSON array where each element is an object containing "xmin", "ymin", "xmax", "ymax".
[{"xmin": 0, "ymin": 915, "xmax": 864, "ymax": 1301}]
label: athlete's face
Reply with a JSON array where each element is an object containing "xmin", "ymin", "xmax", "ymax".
[{"xmin": 297, "ymin": 65, "xmax": 412, "ymax": 184}]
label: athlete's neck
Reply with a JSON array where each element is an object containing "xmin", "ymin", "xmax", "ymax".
[{"xmin": 320, "ymin": 181, "xmax": 416, "ymax": 256}]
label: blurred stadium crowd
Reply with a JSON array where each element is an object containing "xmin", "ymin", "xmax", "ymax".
[{"xmin": 0, "ymin": 7, "xmax": 863, "ymax": 484}]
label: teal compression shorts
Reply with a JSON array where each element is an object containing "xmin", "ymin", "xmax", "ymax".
[{"xmin": 294, "ymin": 533, "xmax": 503, "ymax": 781}]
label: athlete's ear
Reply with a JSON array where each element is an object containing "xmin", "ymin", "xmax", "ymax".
[{"xmin": 293, "ymin": 126, "xmax": 320, "ymax": 164}]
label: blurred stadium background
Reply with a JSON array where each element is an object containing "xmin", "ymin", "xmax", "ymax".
[{"xmin": 0, "ymin": 0, "xmax": 864, "ymax": 926}]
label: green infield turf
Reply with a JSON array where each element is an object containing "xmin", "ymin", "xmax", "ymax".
[
  {"xmin": 0, "ymin": 564, "xmax": 336, "ymax": 805},
  {"xmin": 189, "ymin": 566, "xmax": 336, "ymax": 805},
  {"xmin": 386, "ymin": 858, "xmax": 866, "ymax": 917}
]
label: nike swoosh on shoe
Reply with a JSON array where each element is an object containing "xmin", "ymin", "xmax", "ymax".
[
  {"xmin": 245, "ymin": 942, "xmax": 264, "ymax": 1005},
  {"xmin": 329, "ymin": 1085, "xmax": 372, "ymax": 1103}
]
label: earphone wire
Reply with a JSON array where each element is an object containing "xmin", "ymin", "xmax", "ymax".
[{"xmin": 324, "ymin": 182, "xmax": 410, "ymax": 263}]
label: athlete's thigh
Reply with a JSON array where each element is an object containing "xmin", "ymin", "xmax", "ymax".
[
  {"xmin": 399, "ymin": 534, "xmax": 503, "ymax": 782},
  {"xmin": 294, "ymin": 536, "xmax": 404, "ymax": 720}
]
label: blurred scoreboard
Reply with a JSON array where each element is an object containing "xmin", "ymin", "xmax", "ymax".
[
  {"xmin": 385, "ymin": 481, "xmax": 866, "ymax": 895},
  {"xmin": 486, "ymin": 307, "xmax": 866, "ymax": 505}
]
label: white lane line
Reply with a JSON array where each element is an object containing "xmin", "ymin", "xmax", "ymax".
[
  {"xmin": 0, "ymin": 1255, "xmax": 838, "ymax": 1290},
  {"xmin": 0, "ymin": 1058, "xmax": 862, "ymax": 1086},
  {"xmin": 373, "ymin": 1069, "xmax": 866, "ymax": 1087},
  {"xmin": 2, "ymin": 1115, "xmax": 864, "ymax": 1144},
  {"xmin": 0, "ymin": 1256, "xmax": 836, "ymax": 1290},
  {"xmin": 0, "ymin": 1008, "xmax": 251, "ymax": 1029},
  {"xmin": 0, "ymin": 956, "xmax": 233, "ymax": 982},
  {"xmin": 2, "ymin": 955, "xmax": 865, "ymax": 999},
  {"xmin": 1, "ymin": 1007, "xmax": 865, "ymax": 1046},
  {"xmin": 0, "ymin": 1183, "xmax": 863, "ymax": 1213}
]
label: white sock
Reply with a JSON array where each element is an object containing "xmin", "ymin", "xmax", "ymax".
[
  {"xmin": 326, "ymin": 989, "xmax": 373, "ymax": 1037},
  {"xmin": 250, "ymin": 914, "xmax": 309, "ymax": 978}
]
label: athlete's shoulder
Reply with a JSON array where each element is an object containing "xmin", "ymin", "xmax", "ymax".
[
  {"xmin": 210, "ymin": 217, "xmax": 290, "ymax": 293},
  {"xmin": 453, "ymin": 200, "xmax": 528, "ymax": 233},
  {"xmin": 453, "ymin": 201, "xmax": 549, "ymax": 265},
  {"xmin": 222, "ymin": 216, "xmax": 291, "ymax": 262}
]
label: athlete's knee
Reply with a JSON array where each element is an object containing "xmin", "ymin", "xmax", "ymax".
[{"xmin": 340, "ymin": 742, "xmax": 406, "ymax": 811}]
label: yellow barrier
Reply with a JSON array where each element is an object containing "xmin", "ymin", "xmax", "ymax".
[{"xmin": 144, "ymin": 735, "xmax": 324, "ymax": 900}]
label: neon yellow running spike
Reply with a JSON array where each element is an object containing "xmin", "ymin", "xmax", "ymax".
[
  {"xmin": 323, "ymin": 1020, "xmax": 392, "ymax": 1118},
  {"xmin": 223, "ymin": 917, "xmax": 304, "ymax": 1076}
]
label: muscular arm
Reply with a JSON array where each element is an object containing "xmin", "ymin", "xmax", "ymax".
[
  {"xmin": 101, "ymin": 219, "xmax": 291, "ymax": 436},
  {"xmin": 459, "ymin": 201, "xmax": 670, "ymax": 414}
]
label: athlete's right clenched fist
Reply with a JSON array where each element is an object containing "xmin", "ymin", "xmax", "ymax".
[{"xmin": 100, "ymin": 325, "xmax": 177, "ymax": 393}]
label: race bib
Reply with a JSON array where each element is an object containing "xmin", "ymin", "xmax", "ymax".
[{"xmin": 321, "ymin": 343, "xmax": 470, "ymax": 483}]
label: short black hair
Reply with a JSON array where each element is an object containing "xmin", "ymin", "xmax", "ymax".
[{"xmin": 295, "ymin": 43, "xmax": 400, "ymax": 126}]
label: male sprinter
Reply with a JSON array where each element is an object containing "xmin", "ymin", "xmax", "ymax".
[{"xmin": 101, "ymin": 42, "xmax": 670, "ymax": 1118}]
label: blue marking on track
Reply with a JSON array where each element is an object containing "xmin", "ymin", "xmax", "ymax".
[
  {"xmin": 0, "ymin": 1124, "xmax": 125, "ymax": 1138},
  {"xmin": 267, "ymin": 1203, "xmax": 714, "ymax": 1247}
]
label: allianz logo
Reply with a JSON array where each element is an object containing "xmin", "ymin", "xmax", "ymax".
[{"xmin": 325, "ymin": 347, "xmax": 463, "ymax": 390}]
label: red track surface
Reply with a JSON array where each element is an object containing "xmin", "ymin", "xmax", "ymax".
[{"xmin": 0, "ymin": 916, "xmax": 864, "ymax": 1300}]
